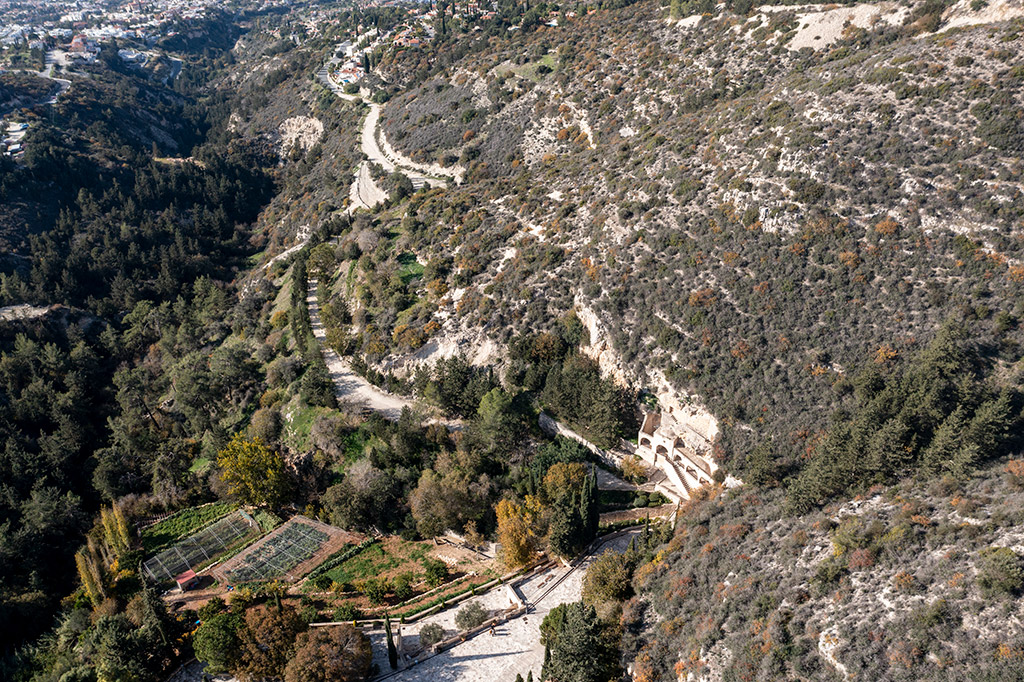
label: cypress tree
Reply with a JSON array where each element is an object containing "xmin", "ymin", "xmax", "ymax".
[
  {"xmin": 580, "ymin": 474, "xmax": 594, "ymax": 543},
  {"xmin": 385, "ymin": 613, "xmax": 398, "ymax": 669}
]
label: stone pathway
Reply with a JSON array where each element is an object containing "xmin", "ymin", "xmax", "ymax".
[
  {"xmin": 594, "ymin": 466, "xmax": 637, "ymax": 492},
  {"xmin": 366, "ymin": 530, "xmax": 642, "ymax": 681}
]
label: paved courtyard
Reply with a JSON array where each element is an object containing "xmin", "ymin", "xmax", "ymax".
[{"xmin": 366, "ymin": 529, "xmax": 642, "ymax": 681}]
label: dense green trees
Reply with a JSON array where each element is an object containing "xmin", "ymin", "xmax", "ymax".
[
  {"xmin": 0, "ymin": 326, "xmax": 107, "ymax": 646},
  {"xmin": 194, "ymin": 613, "xmax": 243, "ymax": 673},
  {"xmin": 25, "ymin": 588, "xmax": 182, "ymax": 682},
  {"xmin": 786, "ymin": 324, "xmax": 1022, "ymax": 513},
  {"xmin": 0, "ymin": 10, "xmax": 285, "ymax": 661},
  {"xmin": 422, "ymin": 354, "xmax": 496, "ymax": 418},
  {"xmin": 540, "ymin": 601, "xmax": 618, "ymax": 682},
  {"xmin": 470, "ymin": 387, "xmax": 527, "ymax": 457},
  {"xmin": 546, "ymin": 466, "xmax": 598, "ymax": 559}
]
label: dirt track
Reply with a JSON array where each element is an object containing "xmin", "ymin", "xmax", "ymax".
[{"xmin": 307, "ymin": 279, "xmax": 419, "ymax": 419}]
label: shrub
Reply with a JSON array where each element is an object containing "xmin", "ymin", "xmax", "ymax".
[
  {"xmin": 847, "ymin": 548, "xmax": 876, "ymax": 570},
  {"xmin": 1005, "ymin": 460, "xmax": 1024, "ymax": 489},
  {"xmin": 582, "ymin": 552, "xmax": 632, "ymax": 605},
  {"xmin": 454, "ymin": 601, "xmax": 489, "ymax": 631},
  {"xmin": 393, "ymin": 573, "xmax": 413, "ymax": 601},
  {"xmin": 419, "ymin": 623, "xmax": 445, "ymax": 648},
  {"xmin": 422, "ymin": 557, "xmax": 449, "ymax": 587},
  {"xmin": 308, "ymin": 575, "xmax": 332, "ymax": 591},
  {"xmin": 360, "ymin": 577, "xmax": 392, "ymax": 605},
  {"xmin": 332, "ymin": 602, "xmax": 360, "ymax": 621},
  {"xmin": 977, "ymin": 547, "xmax": 1024, "ymax": 598}
]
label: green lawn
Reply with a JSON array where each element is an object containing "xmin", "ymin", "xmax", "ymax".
[{"xmin": 189, "ymin": 457, "xmax": 212, "ymax": 474}]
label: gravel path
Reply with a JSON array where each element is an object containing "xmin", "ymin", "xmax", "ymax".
[
  {"xmin": 349, "ymin": 159, "xmax": 388, "ymax": 212},
  {"xmin": 308, "ymin": 279, "xmax": 417, "ymax": 420},
  {"xmin": 316, "ymin": 43, "xmax": 449, "ymax": 205}
]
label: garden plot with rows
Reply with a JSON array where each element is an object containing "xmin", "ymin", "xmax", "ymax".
[
  {"xmin": 142, "ymin": 510, "xmax": 260, "ymax": 582},
  {"xmin": 217, "ymin": 516, "xmax": 358, "ymax": 584}
]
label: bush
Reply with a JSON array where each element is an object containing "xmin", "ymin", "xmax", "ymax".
[
  {"xmin": 977, "ymin": 547, "xmax": 1024, "ymax": 598},
  {"xmin": 393, "ymin": 573, "xmax": 414, "ymax": 601},
  {"xmin": 360, "ymin": 577, "xmax": 392, "ymax": 605},
  {"xmin": 1005, "ymin": 460, "xmax": 1024, "ymax": 489},
  {"xmin": 422, "ymin": 557, "xmax": 449, "ymax": 587},
  {"xmin": 582, "ymin": 552, "xmax": 632, "ymax": 605},
  {"xmin": 454, "ymin": 601, "xmax": 489, "ymax": 631},
  {"xmin": 308, "ymin": 575, "xmax": 332, "ymax": 591},
  {"xmin": 332, "ymin": 602, "xmax": 361, "ymax": 621},
  {"xmin": 419, "ymin": 622, "xmax": 445, "ymax": 648}
]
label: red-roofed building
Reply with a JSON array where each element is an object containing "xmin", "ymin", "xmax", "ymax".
[{"xmin": 175, "ymin": 569, "xmax": 200, "ymax": 592}]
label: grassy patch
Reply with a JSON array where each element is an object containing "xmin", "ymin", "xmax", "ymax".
[
  {"xmin": 332, "ymin": 428, "xmax": 371, "ymax": 474},
  {"xmin": 283, "ymin": 400, "xmax": 334, "ymax": 451},
  {"xmin": 189, "ymin": 457, "xmax": 212, "ymax": 474},
  {"xmin": 514, "ymin": 54, "xmax": 557, "ymax": 82},
  {"xmin": 396, "ymin": 252, "xmax": 424, "ymax": 284},
  {"xmin": 324, "ymin": 538, "xmax": 432, "ymax": 584},
  {"xmin": 246, "ymin": 249, "xmax": 267, "ymax": 268},
  {"xmin": 141, "ymin": 502, "xmax": 236, "ymax": 553}
]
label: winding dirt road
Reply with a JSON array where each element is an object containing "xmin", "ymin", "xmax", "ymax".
[
  {"xmin": 307, "ymin": 278, "xmax": 417, "ymax": 419},
  {"xmin": 316, "ymin": 42, "xmax": 457, "ymax": 213}
]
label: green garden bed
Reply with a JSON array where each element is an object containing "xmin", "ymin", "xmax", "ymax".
[{"xmin": 141, "ymin": 502, "xmax": 237, "ymax": 553}]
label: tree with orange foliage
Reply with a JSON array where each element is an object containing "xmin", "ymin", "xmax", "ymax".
[{"xmin": 495, "ymin": 496, "xmax": 543, "ymax": 569}]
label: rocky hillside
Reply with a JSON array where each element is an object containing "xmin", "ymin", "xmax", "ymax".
[
  {"xmin": 368, "ymin": 0, "xmax": 1024, "ymax": 470},
  {"xmin": 624, "ymin": 458, "xmax": 1024, "ymax": 681}
]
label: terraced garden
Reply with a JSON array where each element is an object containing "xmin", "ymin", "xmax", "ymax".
[
  {"xmin": 142, "ymin": 510, "xmax": 260, "ymax": 582},
  {"xmin": 218, "ymin": 516, "xmax": 358, "ymax": 584}
]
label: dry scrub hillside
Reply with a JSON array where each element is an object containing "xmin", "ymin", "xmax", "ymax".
[
  {"xmin": 626, "ymin": 460, "xmax": 1024, "ymax": 681},
  {"xmin": 217, "ymin": 35, "xmax": 364, "ymax": 256},
  {"xmin": 369, "ymin": 0, "xmax": 1024, "ymax": 470}
]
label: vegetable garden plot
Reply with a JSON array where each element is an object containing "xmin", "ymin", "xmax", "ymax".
[
  {"xmin": 224, "ymin": 517, "xmax": 332, "ymax": 583},
  {"xmin": 143, "ymin": 510, "xmax": 259, "ymax": 582}
]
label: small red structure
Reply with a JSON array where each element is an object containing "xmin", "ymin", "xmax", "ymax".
[{"xmin": 175, "ymin": 569, "xmax": 200, "ymax": 593}]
